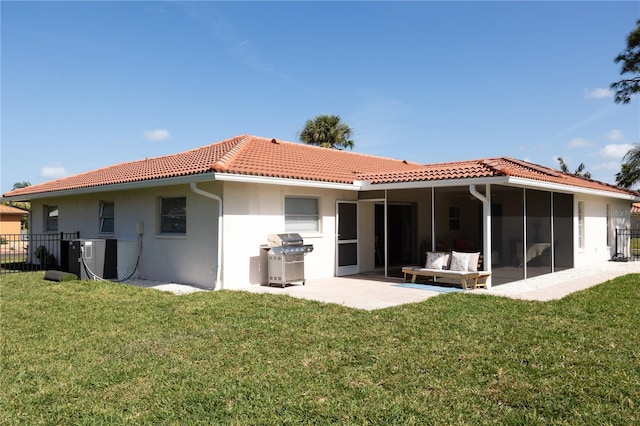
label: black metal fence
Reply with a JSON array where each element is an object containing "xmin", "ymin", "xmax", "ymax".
[
  {"xmin": 0, "ymin": 232, "xmax": 80, "ymax": 274},
  {"xmin": 614, "ymin": 228, "xmax": 640, "ymax": 261}
]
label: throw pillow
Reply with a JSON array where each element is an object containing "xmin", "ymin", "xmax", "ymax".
[
  {"xmin": 449, "ymin": 251, "xmax": 470, "ymax": 272},
  {"xmin": 467, "ymin": 252, "xmax": 481, "ymax": 272},
  {"xmin": 425, "ymin": 252, "xmax": 447, "ymax": 269}
]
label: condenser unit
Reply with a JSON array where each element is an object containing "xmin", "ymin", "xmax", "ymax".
[{"xmin": 67, "ymin": 239, "xmax": 117, "ymax": 280}]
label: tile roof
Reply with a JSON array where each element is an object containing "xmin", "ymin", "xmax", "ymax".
[
  {"xmin": 360, "ymin": 156, "xmax": 637, "ymax": 196},
  {"xmin": 0, "ymin": 204, "xmax": 29, "ymax": 215},
  {"xmin": 3, "ymin": 134, "xmax": 638, "ymax": 199}
]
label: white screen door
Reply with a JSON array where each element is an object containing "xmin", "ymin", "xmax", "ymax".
[{"xmin": 336, "ymin": 201, "xmax": 359, "ymax": 276}]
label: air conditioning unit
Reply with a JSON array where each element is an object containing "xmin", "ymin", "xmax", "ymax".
[{"xmin": 67, "ymin": 239, "xmax": 117, "ymax": 280}]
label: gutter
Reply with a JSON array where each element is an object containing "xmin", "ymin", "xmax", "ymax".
[
  {"xmin": 2, "ymin": 173, "xmax": 216, "ymax": 202},
  {"xmin": 190, "ymin": 182, "xmax": 223, "ymax": 290},
  {"xmin": 506, "ymin": 177, "xmax": 640, "ymax": 201}
]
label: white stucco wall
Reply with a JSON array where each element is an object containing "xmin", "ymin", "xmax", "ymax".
[
  {"xmin": 574, "ymin": 195, "xmax": 631, "ymax": 267},
  {"xmin": 220, "ymin": 181, "xmax": 357, "ymax": 289},
  {"xmin": 30, "ymin": 182, "xmax": 222, "ymax": 289},
  {"xmin": 27, "ymin": 179, "xmax": 635, "ymax": 290}
]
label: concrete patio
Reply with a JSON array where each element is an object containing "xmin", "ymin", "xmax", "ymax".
[{"xmin": 127, "ymin": 260, "xmax": 639, "ymax": 310}]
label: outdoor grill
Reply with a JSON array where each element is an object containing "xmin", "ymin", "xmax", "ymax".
[{"xmin": 267, "ymin": 233, "xmax": 314, "ymax": 287}]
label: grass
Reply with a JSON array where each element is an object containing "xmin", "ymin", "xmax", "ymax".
[{"xmin": 2, "ymin": 272, "xmax": 639, "ymax": 425}]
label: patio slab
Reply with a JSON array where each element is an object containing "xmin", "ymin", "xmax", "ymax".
[{"xmin": 125, "ymin": 261, "xmax": 639, "ymax": 310}]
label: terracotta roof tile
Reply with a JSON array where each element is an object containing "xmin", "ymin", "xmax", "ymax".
[
  {"xmin": 362, "ymin": 156, "xmax": 638, "ymax": 197},
  {"xmin": 3, "ymin": 134, "xmax": 638, "ymax": 199},
  {"xmin": 0, "ymin": 204, "xmax": 29, "ymax": 215}
]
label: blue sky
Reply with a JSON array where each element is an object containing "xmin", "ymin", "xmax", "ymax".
[{"xmin": 2, "ymin": 1, "xmax": 639, "ymax": 195}]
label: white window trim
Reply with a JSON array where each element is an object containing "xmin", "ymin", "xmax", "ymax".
[
  {"xmin": 578, "ymin": 201, "xmax": 585, "ymax": 250},
  {"xmin": 44, "ymin": 205, "xmax": 59, "ymax": 233},
  {"xmin": 159, "ymin": 196, "xmax": 187, "ymax": 235},
  {"xmin": 284, "ymin": 195, "xmax": 321, "ymax": 234},
  {"xmin": 99, "ymin": 200, "xmax": 115, "ymax": 235}
]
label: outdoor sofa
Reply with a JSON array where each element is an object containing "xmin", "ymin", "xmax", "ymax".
[{"xmin": 402, "ymin": 251, "xmax": 490, "ymax": 290}]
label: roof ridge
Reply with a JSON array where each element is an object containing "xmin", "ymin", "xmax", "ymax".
[
  {"xmin": 257, "ymin": 136, "xmax": 425, "ymax": 166},
  {"xmin": 478, "ymin": 158, "xmax": 510, "ymax": 175},
  {"xmin": 501, "ymin": 157, "xmax": 563, "ymax": 178},
  {"xmin": 211, "ymin": 134, "xmax": 252, "ymax": 171}
]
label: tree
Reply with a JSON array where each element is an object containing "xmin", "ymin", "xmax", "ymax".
[
  {"xmin": 610, "ymin": 19, "xmax": 640, "ymax": 104},
  {"xmin": 615, "ymin": 144, "xmax": 640, "ymax": 188},
  {"xmin": 557, "ymin": 157, "xmax": 591, "ymax": 179},
  {"xmin": 299, "ymin": 114, "xmax": 354, "ymax": 149},
  {"xmin": 12, "ymin": 181, "xmax": 31, "ymax": 190},
  {"xmin": 8, "ymin": 181, "xmax": 32, "ymax": 230},
  {"xmin": 615, "ymin": 160, "xmax": 640, "ymax": 189}
]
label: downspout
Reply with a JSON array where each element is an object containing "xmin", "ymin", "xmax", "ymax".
[
  {"xmin": 469, "ymin": 184, "xmax": 492, "ymax": 288},
  {"xmin": 190, "ymin": 182, "xmax": 223, "ymax": 290}
]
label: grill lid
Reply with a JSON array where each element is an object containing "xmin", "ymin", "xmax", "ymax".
[{"xmin": 268, "ymin": 233, "xmax": 304, "ymax": 247}]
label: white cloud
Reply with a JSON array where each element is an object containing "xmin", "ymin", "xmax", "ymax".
[
  {"xmin": 143, "ymin": 129, "xmax": 171, "ymax": 141},
  {"xmin": 584, "ymin": 88, "xmax": 613, "ymax": 99},
  {"xmin": 597, "ymin": 143, "xmax": 635, "ymax": 160},
  {"xmin": 607, "ymin": 129, "xmax": 624, "ymax": 141},
  {"xmin": 40, "ymin": 164, "xmax": 67, "ymax": 179},
  {"xmin": 568, "ymin": 137, "xmax": 594, "ymax": 148}
]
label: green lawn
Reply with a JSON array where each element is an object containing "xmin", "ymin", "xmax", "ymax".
[{"xmin": 2, "ymin": 272, "xmax": 639, "ymax": 425}]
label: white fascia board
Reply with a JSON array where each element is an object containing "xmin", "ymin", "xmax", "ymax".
[
  {"xmin": 3, "ymin": 172, "xmax": 359, "ymax": 202},
  {"xmin": 212, "ymin": 172, "xmax": 360, "ymax": 191},
  {"xmin": 2, "ymin": 173, "xmax": 217, "ymax": 202},
  {"xmin": 506, "ymin": 177, "xmax": 640, "ymax": 201},
  {"xmin": 359, "ymin": 176, "xmax": 509, "ymax": 191}
]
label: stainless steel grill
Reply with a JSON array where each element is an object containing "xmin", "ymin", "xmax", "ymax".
[{"xmin": 267, "ymin": 233, "xmax": 314, "ymax": 287}]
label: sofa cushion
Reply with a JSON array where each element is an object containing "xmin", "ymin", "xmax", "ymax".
[
  {"xmin": 449, "ymin": 251, "xmax": 471, "ymax": 272},
  {"xmin": 467, "ymin": 252, "xmax": 481, "ymax": 272},
  {"xmin": 425, "ymin": 252, "xmax": 448, "ymax": 269}
]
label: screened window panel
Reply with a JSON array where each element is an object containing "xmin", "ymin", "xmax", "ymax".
[
  {"xmin": 100, "ymin": 201, "xmax": 115, "ymax": 234},
  {"xmin": 160, "ymin": 197, "xmax": 187, "ymax": 234},
  {"xmin": 45, "ymin": 205, "xmax": 58, "ymax": 232},
  {"xmin": 285, "ymin": 197, "xmax": 319, "ymax": 232}
]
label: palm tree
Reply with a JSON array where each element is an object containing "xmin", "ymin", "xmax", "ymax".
[
  {"xmin": 615, "ymin": 162, "xmax": 640, "ymax": 189},
  {"xmin": 299, "ymin": 114, "xmax": 354, "ymax": 149},
  {"xmin": 557, "ymin": 157, "xmax": 591, "ymax": 179},
  {"xmin": 12, "ymin": 181, "xmax": 31, "ymax": 190},
  {"xmin": 616, "ymin": 144, "xmax": 640, "ymax": 188}
]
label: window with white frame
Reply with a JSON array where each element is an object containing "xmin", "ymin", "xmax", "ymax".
[
  {"xmin": 160, "ymin": 197, "xmax": 186, "ymax": 234},
  {"xmin": 99, "ymin": 201, "xmax": 115, "ymax": 234},
  {"xmin": 606, "ymin": 204, "xmax": 611, "ymax": 247},
  {"xmin": 448, "ymin": 206, "xmax": 461, "ymax": 231},
  {"xmin": 285, "ymin": 197, "xmax": 319, "ymax": 232},
  {"xmin": 578, "ymin": 201, "xmax": 585, "ymax": 249},
  {"xmin": 44, "ymin": 205, "xmax": 58, "ymax": 232}
]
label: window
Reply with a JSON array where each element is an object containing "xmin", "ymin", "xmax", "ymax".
[
  {"xmin": 285, "ymin": 197, "xmax": 319, "ymax": 232},
  {"xmin": 449, "ymin": 206, "xmax": 461, "ymax": 231},
  {"xmin": 578, "ymin": 201, "xmax": 585, "ymax": 249},
  {"xmin": 606, "ymin": 204, "xmax": 611, "ymax": 247},
  {"xmin": 160, "ymin": 197, "xmax": 186, "ymax": 234},
  {"xmin": 99, "ymin": 201, "xmax": 115, "ymax": 234},
  {"xmin": 44, "ymin": 205, "xmax": 58, "ymax": 232}
]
